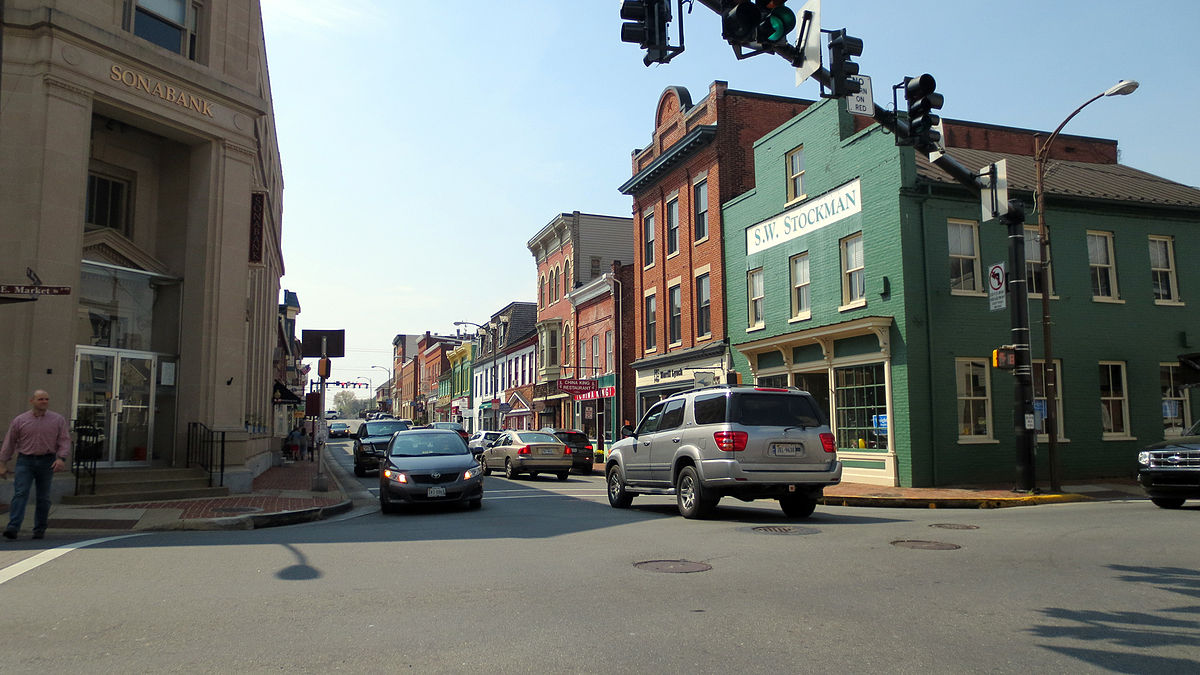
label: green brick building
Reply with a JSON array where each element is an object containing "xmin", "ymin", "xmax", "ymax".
[{"xmin": 722, "ymin": 98, "xmax": 1200, "ymax": 487}]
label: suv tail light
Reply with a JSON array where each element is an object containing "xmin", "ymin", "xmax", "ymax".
[
  {"xmin": 819, "ymin": 433, "xmax": 836, "ymax": 453},
  {"xmin": 564, "ymin": 447, "xmax": 572, "ymax": 455},
  {"xmin": 517, "ymin": 445, "xmax": 531, "ymax": 455},
  {"xmin": 584, "ymin": 444, "xmax": 593, "ymax": 451},
  {"xmin": 714, "ymin": 431, "xmax": 748, "ymax": 452}
]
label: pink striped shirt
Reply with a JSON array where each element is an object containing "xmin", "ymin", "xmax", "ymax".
[{"xmin": 0, "ymin": 410, "xmax": 71, "ymax": 462}]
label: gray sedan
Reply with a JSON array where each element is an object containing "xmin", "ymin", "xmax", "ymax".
[
  {"xmin": 480, "ymin": 430, "xmax": 572, "ymax": 481},
  {"xmin": 379, "ymin": 429, "xmax": 483, "ymax": 513}
]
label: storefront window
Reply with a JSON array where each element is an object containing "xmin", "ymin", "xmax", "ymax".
[{"xmin": 834, "ymin": 364, "xmax": 887, "ymax": 450}]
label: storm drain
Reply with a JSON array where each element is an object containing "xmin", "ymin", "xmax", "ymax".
[
  {"xmin": 751, "ymin": 525, "xmax": 820, "ymax": 536},
  {"xmin": 634, "ymin": 560, "xmax": 713, "ymax": 574},
  {"xmin": 213, "ymin": 506, "xmax": 263, "ymax": 514},
  {"xmin": 890, "ymin": 540, "xmax": 961, "ymax": 550},
  {"xmin": 930, "ymin": 523, "xmax": 979, "ymax": 530}
]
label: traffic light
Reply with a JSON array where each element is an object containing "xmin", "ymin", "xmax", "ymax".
[
  {"xmin": 722, "ymin": 0, "xmax": 795, "ymax": 47},
  {"xmin": 992, "ymin": 347, "xmax": 1017, "ymax": 370},
  {"xmin": 317, "ymin": 358, "xmax": 331, "ymax": 379},
  {"xmin": 827, "ymin": 29, "xmax": 863, "ymax": 98},
  {"xmin": 904, "ymin": 74, "xmax": 944, "ymax": 153},
  {"xmin": 620, "ymin": 0, "xmax": 672, "ymax": 66}
]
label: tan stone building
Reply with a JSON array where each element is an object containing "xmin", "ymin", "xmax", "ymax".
[{"xmin": 0, "ymin": 1, "xmax": 285, "ymax": 493}]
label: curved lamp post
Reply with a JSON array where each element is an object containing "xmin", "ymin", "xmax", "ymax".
[
  {"xmin": 455, "ymin": 320, "xmax": 501, "ymax": 430},
  {"xmin": 371, "ymin": 365, "xmax": 392, "ymax": 412},
  {"xmin": 1035, "ymin": 79, "xmax": 1138, "ymax": 491}
]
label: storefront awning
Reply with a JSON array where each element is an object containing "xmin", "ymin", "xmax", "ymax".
[{"xmin": 272, "ymin": 380, "xmax": 303, "ymax": 405}]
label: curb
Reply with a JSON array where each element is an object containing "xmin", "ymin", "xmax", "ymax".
[{"xmin": 820, "ymin": 493, "xmax": 1095, "ymax": 509}]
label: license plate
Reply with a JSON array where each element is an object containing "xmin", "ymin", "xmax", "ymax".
[
  {"xmin": 427, "ymin": 486, "xmax": 446, "ymax": 497},
  {"xmin": 541, "ymin": 447, "xmax": 557, "ymax": 455},
  {"xmin": 770, "ymin": 444, "xmax": 802, "ymax": 457}
]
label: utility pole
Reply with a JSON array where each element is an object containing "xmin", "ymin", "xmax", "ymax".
[{"xmin": 1001, "ymin": 201, "xmax": 1037, "ymax": 492}]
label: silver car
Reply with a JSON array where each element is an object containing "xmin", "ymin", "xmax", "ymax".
[
  {"xmin": 605, "ymin": 385, "xmax": 842, "ymax": 519},
  {"xmin": 480, "ymin": 430, "xmax": 572, "ymax": 481},
  {"xmin": 378, "ymin": 429, "xmax": 484, "ymax": 513}
]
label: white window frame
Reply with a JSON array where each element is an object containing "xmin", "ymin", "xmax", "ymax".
[
  {"xmin": 747, "ymin": 268, "xmax": 764, "ymax": 330},
  {"xmin": 1161, "ymin": 362, "xmax": 1192, "ymax": 438},
  {"xmin": 948, "ymin": 219, "xmax": 983, "ymax": 295},
  {"xmin": 786, "ymin": 146, "xmax": 806, "ymax": 203},
  {"xmin": 789, "ymin": 252, "xmax": 811, "ymax": 321},
  {"xmin": 668, "ymin": 284, "xmax": 682, "ymax": 346},
  {"xmin": 1088, "ymin": 230, "xmax": 1121, "ymax": 302},
  {"xmin": 1149, "ymin": 235, "xmax": 1181, "ymax": 305},
  {"xmin": 643, "ymin": 210, "xmax": 656, "ymax": 268},
  {"xmin": 1024, "ymin": 225, "xmax": 1055, "ymax": 298},
  {"xmin": 693, "ymin": 178, "xmax": 709, "ymax": 243},
  {"xmin": 644, "ymin": 292, "xmax": 657, "ymax": 352},
  {"xmin": 1032, "ymin": 359, "xmax": 1067, "ymax": 443},
  {"xmin": 666, "ymin": 197, "xmax": 680, "ymax": 257},
  {"xmin": 840, "ymin": 232, "xmax": 866, "ymax": 310},
  {"xmin": 955, "ymin": 358, "xmax": 993, "ymax": 442},
  {"xmin": 695, "ymin": 272, "xmax": 712, "ymax": 339},
  {"xmin": 1099, "ymin": 361, "xmax": 1132, "ymax": 439}
]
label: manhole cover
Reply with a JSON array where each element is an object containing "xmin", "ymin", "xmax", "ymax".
[
  {"xmin": 213, "ymin": 506, "xmax": 263, "ymax": 514},
  {"xmin": 930, "ymin": 523, "xmax": 979, "ymax": 530},
  {"xmin": 891, "ymin": 540, "xmax": 961, "ymax": 550},
  {"xmin": 634, "ymin": 560, "xmax": 712, "ymax": 573},
  {"xmin": 751, "ymin": 525, "xmax": 820, "ymax": 535}
]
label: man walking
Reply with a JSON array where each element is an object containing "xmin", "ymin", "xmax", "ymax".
[{"xmin": 1, "ymin": 390, "xmax": 71, "ymax": 540}]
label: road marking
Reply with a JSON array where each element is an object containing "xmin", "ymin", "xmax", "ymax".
[
  {"xmin": 486, "ymin": 492, "xmax": 608, "ymax": 500},
  {"xmin": 0, "ymin": 533, "xmax": 149, "ymax": 585}
]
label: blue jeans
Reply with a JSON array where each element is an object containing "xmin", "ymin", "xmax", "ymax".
[{"xmin": 7, "ymin": 454, "xmax": 55, "ymax": 534}]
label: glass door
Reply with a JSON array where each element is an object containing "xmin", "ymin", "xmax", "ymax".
[{"xmin": 73, "ymin": 348, "xmax": 157, "ymax": 465}]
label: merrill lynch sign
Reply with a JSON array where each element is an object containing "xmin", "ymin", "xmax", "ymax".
[{"xmin": 745, "ymin": 179, "xmax": 862, "ymax": 255}]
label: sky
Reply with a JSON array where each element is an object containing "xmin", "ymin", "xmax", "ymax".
[{"xmin": 260, "ymin": 0, "xmax": 1200, "ymax": 399}]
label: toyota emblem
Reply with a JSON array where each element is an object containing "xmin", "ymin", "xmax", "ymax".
[{"xmin": 431, "ymin": 471, "xmax": 442, "ymax": 479}]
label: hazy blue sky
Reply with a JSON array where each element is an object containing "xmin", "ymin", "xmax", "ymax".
[{"xmin": 261, "ymin": 0, "xmax": 1199, "ymax": 398}]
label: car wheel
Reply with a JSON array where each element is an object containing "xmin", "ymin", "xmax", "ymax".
[
  {"xmin": 557, "ymin": 471, "xmax": 569, "ymax": 481},
  {"xmin": 779, "ymin": 494, "xmax": 818, "ymax": 519},
  {"xmin": 479, "ymin": 456, "xmax": 491, "ymax": 476},
  {"xmin": 1151, "ymin": 497, "xmax": 1187, "ymax": 509},
  {"xmin": 606, "ymin": 465, "xmax": 633, "ymax": 509},
  {"xmin": 468, "ymin": 498, "xmax": 482, "ymax": 510},
  {"xmin": 505, "ymin": 458, "xmax": 519, "ymax": 480},
  {"xmin": 676, "ymin": 466, "xmax": 717, "ymax": 519},
  {"xmin": 354, "ymin": 463, "xmax": 366, "ymax": 477}
]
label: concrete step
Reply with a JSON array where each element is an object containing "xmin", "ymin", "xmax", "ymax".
[{"xmin": 61, "ymin": 485, "xmax": 231, "ymax": 505}]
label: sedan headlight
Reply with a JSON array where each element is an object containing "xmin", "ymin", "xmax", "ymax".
[
  {"xmin": 463, "ymin": 466, "xmax": 483, "ymax": 480},
  {"xmin": 1137, "ymin": 451, "xmax": 1151, "ymax": 466},
  {"xmin": 382, "ymin": 469, "xmax": 408, "ymax": 484}
]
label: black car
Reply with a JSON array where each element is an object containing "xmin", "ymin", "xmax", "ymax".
[
  {"xmin": 379, "ymin": 429, "xmax": 483, "ymax": 513},
  {"xmin": 1137, "ymin": 419, "xmax": 1200, "ymax": 509},
  {"xmin": 540, "ymin": 428, "xmax": 595, "ymax": 474},
  {"xmin": 329, "ymin": 422, "xmax": 350, "ymax": 438},
  {"xmin": 353, "ymin": 419, "xmax": 412, "ymax": 476}
]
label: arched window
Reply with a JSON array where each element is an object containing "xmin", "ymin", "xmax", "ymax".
[
  {"xmin": 564, "ymin": 259, "xmax": 572, "ymax": 292},
  {"xmin": 539, "ymin": 276, "xmax": 545, "ymax": 307}
]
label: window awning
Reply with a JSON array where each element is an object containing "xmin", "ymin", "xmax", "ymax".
[{"xmin": 273, "ymin": 380, "xmax": 303, "ymax": 405}]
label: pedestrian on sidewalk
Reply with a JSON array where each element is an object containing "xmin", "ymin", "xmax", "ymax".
[
  {"xmin": 286, "ymin": 425, "xmax": 302, "ymax": 461},
  {"xmin": 298, "ymin": 423, "xmax": 310, "ymax": 461},
  {"xmin": 1, "ymin": 390, "xmax": 71, "ymax": 540}
]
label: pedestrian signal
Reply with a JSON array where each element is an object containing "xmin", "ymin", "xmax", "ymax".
[{"xmin": 992, "ymin": 347, "xmax": 1016, "ymax": 370}]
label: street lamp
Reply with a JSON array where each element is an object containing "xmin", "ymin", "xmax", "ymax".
[
  {"xmin": 1034, "ymin": 79, "xmax": 1138, "ymax": 492},
  {"xmin": 456, "ymin": 320, "xmax": 502, "ymax": 430},
  {"xmin": 371, "ymin": 365, "xmax": 392, "ymax": 412}
]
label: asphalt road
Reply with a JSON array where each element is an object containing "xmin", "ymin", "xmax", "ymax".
[{"xmin": 2, "ymin": 439, "xmax": 1197, "ymax": 673}]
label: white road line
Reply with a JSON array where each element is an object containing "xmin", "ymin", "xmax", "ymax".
[
  {"xmin": 0, "ymin": 534, "xmax": 149, "ymax": 585},
  {"xmin": 486, "ymin": 493, "xmax": 608, "ymax": 500}
]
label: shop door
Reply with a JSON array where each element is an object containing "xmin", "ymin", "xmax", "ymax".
[{"xmin": 73, "ymin": 348, "xmax": 156, "ymax": 465}]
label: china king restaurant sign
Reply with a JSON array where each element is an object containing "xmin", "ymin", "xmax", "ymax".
[{"xmin": 574, "ymin": 386, "xmax": 616, "ymax": 402}]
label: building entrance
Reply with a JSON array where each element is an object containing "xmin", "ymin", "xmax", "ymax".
[{"xmin": 72, "ymin": 347, "xmax": 170, "ymax": 465}]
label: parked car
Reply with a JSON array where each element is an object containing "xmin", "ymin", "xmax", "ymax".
[
  {"xmin": 1137, "ymin": 419, "xmax": 1200, "ymax": 509},
  {"xmin": 325, "ymin": 410, "xmax": 339, "ymax": 420},
  {"xmin": 467, "ymin": 431, "xmax": 502, "ymax": 456},
  {"xmin": 480, "ymin": 430, "xmax": 572, "ymax": 481},
  {"xmin": 353, "ymin": 419, "xmax": 413, "ymax": 476},
  {"xmin": 431, "ymin": 421, "xmax": 469, "ymax": 442},
  {"xmin": 328, "ymin": 422, "xmax": 350, "ymax": 438},
  {"xmin": 605, "ymin": 385, "xmax": 842, "ymax": 519},
  {"xmin": 378, "ymin": 429, "xmax": 483, "ymax": 513},
  {"xmin": 540, "ymin": 428, "xmax": 595, "ymax": 474}
]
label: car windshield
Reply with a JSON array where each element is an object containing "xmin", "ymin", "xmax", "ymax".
[
  {"xmin": 389, "ymin": 433, "xmax": 469, "ymax": 457},
  {"xmin": 330, "ymin": 423, "xmax": 347, "ymax": 429},
  {"xmin": 516, "ymin": 432, "xmax": 560, "ymax": 444},
  {"xmin": 363, "ymin": 421, "xmax": 410, "ymax": 437},
  {"xmin": 555, "ymin": 431, "xmax": 589, "ymax": 445},
  {"xmin": 433, "ymin": 422, "xmax": 464, "ymax": 431}
]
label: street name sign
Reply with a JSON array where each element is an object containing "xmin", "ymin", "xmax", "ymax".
[{"xmin": 0, "ymin": 285, "xmax": 71, "ymax": 295}]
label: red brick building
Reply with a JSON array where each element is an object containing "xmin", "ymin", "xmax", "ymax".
[{"xmin": 618, "ymin": 82, "xmax": 812, "ymax": 416}]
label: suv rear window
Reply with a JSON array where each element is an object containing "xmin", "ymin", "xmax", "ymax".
[
  {"xmin": 555, "ymin": 431, "xmax": 589, "ymax": 445},
  {"xmin": 730, "ymin": 392, "xmax": 823, "ymax": 427},
  {"xmin": 693, "ymin": 393, "xmax": 729, "ymax": 425}
]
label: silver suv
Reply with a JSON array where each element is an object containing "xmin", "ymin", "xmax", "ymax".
[{"xmin": 605, "ymin": 385, "xmax": 841, "ymax": 519}]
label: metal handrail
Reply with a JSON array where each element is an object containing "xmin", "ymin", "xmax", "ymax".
[
  {"xmin": 186, "ymin": 422, "xmax": 226, "ymax": 488},
  {"xmin": 71, "ymin": 420, "xmax": 102, "ymax": 496}
]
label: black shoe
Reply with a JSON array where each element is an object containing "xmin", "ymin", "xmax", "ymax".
[
  {"xmin": 32, "ymin": 531, "xmax": 45, "ymax": 540},
  {"xmin": 2, "ymin": 529, "xmax": 16, "ymax": 540}
]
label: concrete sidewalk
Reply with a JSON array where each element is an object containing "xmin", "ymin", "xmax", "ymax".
[{"xmin": 2, "ymin": 457, "xmax": 1147, "ymax": 537}]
